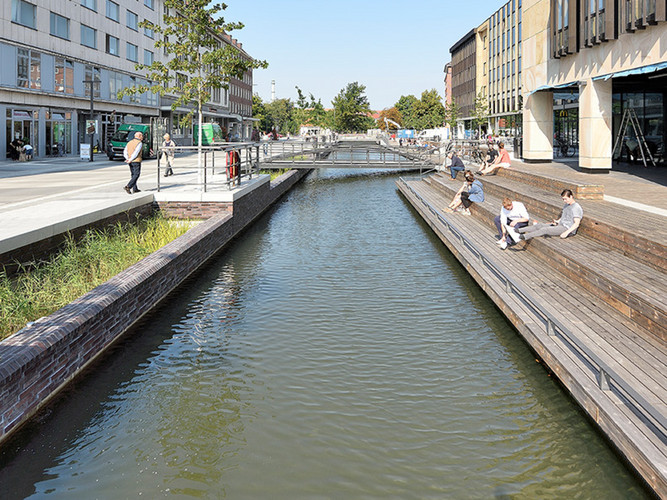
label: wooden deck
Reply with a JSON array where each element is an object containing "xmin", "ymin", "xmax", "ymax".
[{"xmin": 397, "ymin": 171, "xmax": 667, "ymax": 497}]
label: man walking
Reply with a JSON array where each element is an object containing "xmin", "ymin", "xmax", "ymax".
[
  {"xmin": 161, "ymin": 133, "xmax": 176, "ymax": 177},
  {"xmin": 123, "ymin": 131, "xmax": 143, "ymax": 194}
]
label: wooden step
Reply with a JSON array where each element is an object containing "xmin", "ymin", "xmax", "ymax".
[
  {"xmin": 435, "ymin": 172, "xmax": 667, "ymax": 272},
  {"xmin": 426, "ymin": 174, "xmax": 667, "ymax": 342},
  {"xmin": 497, "ymin": 167, "xmax": 604, "ymax": 200}
]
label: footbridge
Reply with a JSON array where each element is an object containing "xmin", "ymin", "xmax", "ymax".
[{"xmin": 260, "ymin": 139, "xmax": 444, "ymax": 169}]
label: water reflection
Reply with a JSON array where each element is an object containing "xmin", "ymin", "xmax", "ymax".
[{"xmin": 0, "ymin": 169, "xmax": 649, "ymax": 499}]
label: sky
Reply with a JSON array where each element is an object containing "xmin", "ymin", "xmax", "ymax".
[{"xmin": 222, "ymin": 0, "xmax": 505, "ymax": 111}]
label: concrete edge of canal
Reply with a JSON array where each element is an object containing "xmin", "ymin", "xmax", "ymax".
[
  {"xmin": 0, "ymin": 168, "xmax": 311, "ymax": 448},
  {"xmin": 396, "ymin": 177, "xmax": 667, "ymax": 498}
]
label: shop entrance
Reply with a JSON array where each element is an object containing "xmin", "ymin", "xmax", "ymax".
[{"xmin": 5, "ymin": 110, "xmax": 37, "ymax": 159}]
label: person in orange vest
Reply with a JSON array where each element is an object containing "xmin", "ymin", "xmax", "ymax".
[{"xmin": 123, "ymin": 131, "xmax": 143, "ymax": 194}]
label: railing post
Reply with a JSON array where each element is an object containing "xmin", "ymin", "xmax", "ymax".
[
  {"xmin": 157, "ymin": 151, "xmax": 161, "ymax": 192},
  {"xmin": 203, "ymin": 151, "xmax": 207, "ymax": 193},
  {"xmin": 212, "ymin": 148, "xmax": 215, "ymax": 175}
]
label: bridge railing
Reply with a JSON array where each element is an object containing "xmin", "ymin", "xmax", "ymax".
[{"xmin": 155, "ymin": 143, "xmax": 261, "ymax": 192}]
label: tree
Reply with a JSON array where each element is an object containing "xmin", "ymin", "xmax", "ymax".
[
  {"xmin": 445, "ymin": 100, "xmax": 461, "ymax": 138},
  {"xmin": 252, "ymin": 94, "xmax": 272, "ymax": 132},
  {"xmin": 121, "ymin": 0, "xmax": 267, "ymax": 173},
  {"xmin": 331, "ymin": 82, "xmax": 373, "ymax": 132},
  {"xmin": 294, "ymin": 86, "xmax": 327, "ymax": 129},
  {"xmin": 395, "ymin": 95, "xmax": 419, "ymax": 129},
  {"xmin": 414, "ymin": 89, "xmax": 446, "ymax": 129},
  {"xmin": 472, "ymin": 92, "xmax": 489, "ymax": 136},
  {"xmin": 376, "ymin": 108, "xmax": 403, "ymax": 131}
]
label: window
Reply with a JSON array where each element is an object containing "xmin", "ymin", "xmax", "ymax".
[
  {"xmin": 163, "ymin": 35, "xmax": 169, "ymax": 56},
  {"xmin": 55, "ymin": 57, "xmax": 74, "ymax": 94},
  {"xmin": 106, "ymin": 34, "xmax": 119, "ymax": 56},
  {"xmin": 211, "ymin": 86, "xmax": 220, "ymax": 103},
  {"xmin": 109, "ymin": 71, "xmax": 123, "ymax": 99},
  {"xmin": 12, "ymin": 0, "xmax": 36, "ymax": 29},
  {"xmin": 17, "ymin": 48, "xmax": 41, "ymax": 89},
  {"xmin": 126, "ymin": 42, "xmax": 138, "ymax": 62},
  {"xmin": 81, "ymin": 24, "xmax": 97, "ymax": 49},
  {"xmin": 144, "ymin": 49, "xmax": 153, "ymax": 66},
  {"xmin": 144, "ymin": 26, "xmax": 154, "ymax": 38},
  {"xmin": 127, "ymin": 10, "xmax": 138, "ymax": 30},
  {"xmin": 176, "ymin": 73, "xmax": 188, "ymax": 91},
  {"xmin": 50, "ymin": 12, "xmax": 70, "ymax": 39},
  {"xmin": 146, "ymin": 82, "xmax": 157, "ymax": 106},
  {"xmin": 106, "ymin": 0, "xmax": 119, "ymax": 22},
  {"xmin": 129, "ymin": 77, "xmax": 139, "ymax": 103},
  {"xmin": 81, "ymin": 0, "xmax": 97, "ymax": 12},
  {"xmin": 84, "ymin": 65, "xmax": 101, "ymax": 98},
  {"xmin": 144, "ymin": 0, "xmax": 154, "ymax": 10}
]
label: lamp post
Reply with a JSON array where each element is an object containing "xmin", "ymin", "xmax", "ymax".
[{"xmin": 83, "ymin": 79, "xmax": 96, "ymax": 162}]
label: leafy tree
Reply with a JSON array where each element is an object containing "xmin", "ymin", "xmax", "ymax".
[
  {"xmin": 395, "ymin": 95, "xmax": 419, "ymax": 129},
  {"xmin": 121, "ymin": 0, "xmax": 267, "ymax": 170},
  {"xmin": 472, "ymin": 92, "xmax": 489, "ymax": 135},
  {"xmin": 376, "ymin": 108, "xmax": 403, "ymax": 131},
  {"xmin": 331, "ymin": 82, "xmax": 373, "ymax": 132},
  {"xmin": 252, "ymin": 94, "xmax": 272, "ymax": 132},
  {"xmin": 445, "ymin": 99, "xmax": 461, "ymax": 138},
  {"xmin": 264, "ymin": 98, "xmax": 295, "ymax": 134},
  {"xmin": 294, "ymin": 86, "xmax": 327, "ymax": 128},
  {"xmin": 414, "ymin": 89, "xmax": 446, "ymax": 129}
]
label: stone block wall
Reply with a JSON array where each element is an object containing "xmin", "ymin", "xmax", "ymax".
[{"xmin": 0, "ymin": 169, "xmax": 310, "ymax": 444}]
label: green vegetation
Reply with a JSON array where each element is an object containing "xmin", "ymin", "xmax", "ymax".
[
  {"xmin": 261, "ymin": 168, "xmax": 291, "ymax": 180},
  {"xmin": 394, "ymin": 89, "xmax": 446, "ymax": 130},
  {"xmin": 331, "ymin": 82, "xmax": 374, "ymax": 133},
  {"xmin": 0, "ymin": 214, "xmax": 191, "ymax": 341}
]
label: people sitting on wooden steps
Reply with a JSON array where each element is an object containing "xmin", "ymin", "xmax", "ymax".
[
  {"xmin": 495, "ymin": 198, "xmax": 530, "ymax": 250},
  {"xmin": 445, "ymin": 171, "xmax": 484, "ymax": 216},
  {"xmin": 517, "ymin": 189, "xmax": 583, "ymax": 245},
  {"xmin": 446, "ymin": 151, "xmax": 465, "ymax": 180},
  {"xmin": 477, "ymin": 141, "xmax": 511, "ymax": 176}
]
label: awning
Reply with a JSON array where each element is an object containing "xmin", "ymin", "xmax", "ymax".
[
  {"xmin": 593, "ymin": 61, "xmax": 667, "ymax": 81},
  {"xmin": 526, "ymin": 81, "xmax": 578, "ymax": 96}
]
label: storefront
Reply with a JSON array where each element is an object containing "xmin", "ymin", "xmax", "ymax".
[
  {"xmin": 6, "ymin": 109, "xmax": 38, "ymax": 158},
  {"xmin": 46, "ymin": 111, "xmax": 73, "ymax": 156}
]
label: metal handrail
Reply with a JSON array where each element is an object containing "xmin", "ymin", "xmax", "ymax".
[{"xmin": 398, "ymin": 177, "xmax": 667, "ymax": 436}]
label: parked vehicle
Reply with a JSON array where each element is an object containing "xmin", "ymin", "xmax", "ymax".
[
  {"xmin": 107, "ymin": 123, "xmax": 158, "ymax": 160},
  {"xmin": 194, "ymin": 123, "xmax": 225, "ymax": 146}
]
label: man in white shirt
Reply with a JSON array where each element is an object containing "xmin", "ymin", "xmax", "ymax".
[
  {"xmin": 123, "ymin": 131, "xmax": 144, "ymax": 194},
  {"xmin": 495, "ymin": 198, "xmax": 530, "ymax": 249}
]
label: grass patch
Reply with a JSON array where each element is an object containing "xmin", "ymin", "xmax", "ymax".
[
  {"xmin": 261, "ymin": 168, "xmax": 291, "ymax": 180},
  {"xmin": 0, "ymin": 213, "xmax": 191, "ymax": 341}
]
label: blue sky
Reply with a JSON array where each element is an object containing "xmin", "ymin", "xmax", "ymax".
[{"xmin": 223, "ymin": 0, "xmax": 505, "ymax": 110}]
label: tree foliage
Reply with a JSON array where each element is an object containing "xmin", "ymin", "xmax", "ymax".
[
  {"xmin": 120, "ymin": 0, "xmax": 267, "ymax": 131},
  {"xmin": 376, "ymin": 108, "xmax": 403, "ymax": 131},
  {"xmin": 294, "ymin": 86, "xmax": 327, "ymax": 128},
  {"xmin": 472, "ymin": 92, "xmax": 489, "ymax": 133},
  {"xmin": 445, "ymin": 99, "xmax": 461, "ymax": 135},
  {"xmin": 395, "ymin": 95, "xmax": 419, "ymax": 129},
  {"xmin": 331, "ymin": 82, "xmax": 374, "ymax": 132},
  {"xmin": 394, "ymin": 90, "xmax": 445, "ymax": 130}
]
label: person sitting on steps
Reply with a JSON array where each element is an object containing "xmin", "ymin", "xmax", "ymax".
[
  {"xmin": 495, "ymin": 198, "xmax": 530, "ymax": 250},
  {"xmin": 477, "ymin": 141, "xmax": 511, "ymax": 176},
  {"xmin": 517, "ymin": 189, "xmax": 583, "ymax": 244},
  {"xmin": 445, "ymin": 171, "xmax": 484, "ymax": 216},
  {"xmin": 446, "ymin": 150, "xmax": 465, "ymax": 180}
]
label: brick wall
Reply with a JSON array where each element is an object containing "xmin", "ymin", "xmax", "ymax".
[
  {"xmin": 155, "ymin": 201, "xmax": 233, "ymax": 220},
  {"xmin": 0, "ymin": 169, "xmax": 310, "ymax": 444}
]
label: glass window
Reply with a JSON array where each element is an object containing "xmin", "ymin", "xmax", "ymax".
[
  {"xmin": 106, "ymin": 0, "xmax": 119, "ymax": 22},
  {"xmin": 12, "ymin": 0, "xmax": 36, "ymax": 29},
  {"xmin": 55, "ymin": 57, "xmax": 74, "ymax": 94},
  {"xmin": 84, "ymin": 65, "xmax": 101, "ymax": 98},
  {"xmin": 109, "ymin": 71, "xmax": 123, "ymax": 99},
  {"xmin": 144, "ymin": 26, "xmax": 154, "ymax": 38},
  {"xmin": 50, "ymin": 12, "xmax": 70, "ymax": 39},
  {"xmin": 17, "ymin": 48, "xmax": 40, "ymax": 89},
  {"xmin": 106, "ymin": 34, "xmax": 119, "ymax": 56},
  {"xmin": 81, "ymin": 0, "xmax": 97, "ymax": 12},
  {"xmin": 144, "ymin": 0, "xmax": 154, "ymax": 10},
  {"xmin": 127, "ymin": 10, "xmax": 138, "ymax": 30},
  {"xmin": 129, "ymin": 77, "xmax": 140, "ymax": 103},
  {"xmin": 81, "ymin": 24, "xmax": 97, "ymax": 49},
  {"xmin": 127, "ymin": 43, "xmax": 138, "ymax": 62},
  {"xmin": 144, "ymin": 49, "xmax": 154, "ymax": 66}
]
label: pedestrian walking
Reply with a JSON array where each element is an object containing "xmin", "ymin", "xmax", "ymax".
[
  {"xmin": 123, "ymin": 131, "xmax": 143, "ymax": 194},
  {"xmin": 161, "ymin": 133, "xmax": 176, "ymax": 177}
]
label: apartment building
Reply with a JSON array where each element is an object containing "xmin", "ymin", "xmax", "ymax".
[
  {"xmin": 1, "ymin": 0, "xmax": 254, "ymax": 159},
  {"xmin": 449, "ymin": 29, "xmax": 477, "ymax": 137},
  {"xmin": 523, "ymin": 0, "xmax": 667, "ymax": 171}
]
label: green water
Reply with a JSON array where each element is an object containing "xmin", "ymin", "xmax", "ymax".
[{"xmin": 0, "ymin": 170, "xmax": 648, "ymax": 499}]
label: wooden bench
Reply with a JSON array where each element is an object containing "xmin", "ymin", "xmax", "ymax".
[{"xmin": 426, "ymin": 173, "xmax": 667, "ymax": 342}]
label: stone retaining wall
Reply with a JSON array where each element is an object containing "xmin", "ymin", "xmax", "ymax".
[{"xmin": 0, "ymin": 169, "xmax": 310, "ymax": 444}]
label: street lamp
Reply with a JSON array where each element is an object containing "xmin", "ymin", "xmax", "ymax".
[{"xmin": 83, "ymin": 79, "xmax": 97, "ymax": 162}]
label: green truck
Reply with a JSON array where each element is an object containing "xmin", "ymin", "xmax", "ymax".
[
  {"xmin": 106, "ymin": 123, "xmax": 161, "ymax": 160},
  {"xmin": 194, "ymin": 123, "xmax": 225, "ymax": 145}
]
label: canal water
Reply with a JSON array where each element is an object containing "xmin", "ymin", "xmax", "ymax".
[{"xmin": 0, "ymin": 169, "xmax": 648, "ymax": 498}]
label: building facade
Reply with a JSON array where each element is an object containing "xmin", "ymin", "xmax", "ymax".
[
  {"xmin": 2, "ymin": 0, "xmax": 254, "ymax": 160},
  {"xmin": 522, "ymin": 0, "xmax": 667, "ymax": 170},
  {"xmin": 449, "ymin": 29, "xmax": 477, "ymax": 137}
]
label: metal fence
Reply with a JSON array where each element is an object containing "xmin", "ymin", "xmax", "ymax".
[{"xmin": 155, "ymin": 143, "xmax": 261, "ymax": 192}]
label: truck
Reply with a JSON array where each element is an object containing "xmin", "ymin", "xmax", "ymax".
[
  {"xmin": 193, "ymin": 123, "xmax": 225, "ymax": 146},
  {"xmin": 106, "ymin": 121, "xmax": 164, "ymax": 160}
]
